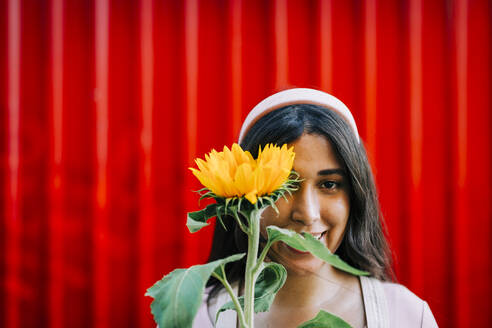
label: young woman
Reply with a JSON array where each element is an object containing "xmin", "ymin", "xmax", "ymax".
[{"xmin": 194, "ymin": 88, "xmax": 438, "ymax": 327}]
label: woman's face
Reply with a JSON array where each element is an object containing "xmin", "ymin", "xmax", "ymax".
[{"xmin": 260, "ymin": 133, "xmax": 351, "ymax": 274}]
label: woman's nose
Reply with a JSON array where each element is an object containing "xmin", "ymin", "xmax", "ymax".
[{"xmin": 290, "ymin": 184, "xmax": 320, "ymax": 226}]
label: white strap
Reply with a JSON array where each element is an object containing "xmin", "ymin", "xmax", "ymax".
[{"xmin": 360, "ymin": 276, "xmax": 390, "ymax": 328}]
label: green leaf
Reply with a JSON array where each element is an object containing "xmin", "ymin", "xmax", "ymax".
[
  {"xmin": 186, "ymin": 203, "xmax": 219, "ymax": 233},
  {"xmin": 224, "ymin": 197, "xmax": 232, "ymax": 213},
  {"xmin": 216, "ymin": 262, "xmax": 287, "ymax": 321},
  {"xmin": 297, "ymin": 310, "xmax": 352, "ymax": 328},
  {"xmin": 199, "ymin": 191, "xmax": 215, "ymax": 201},
  {"xmin": 145, "ymin": 253, "xmax": 245, "ymax": 328},
  {"xmin": 215, "ymin": 205, "xmax": 228, "ymax": 231},
  {"xmin": 266, "ymin": 226, "xmax": 369, "ymax": 276}
]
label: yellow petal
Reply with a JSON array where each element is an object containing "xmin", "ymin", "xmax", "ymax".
[
  {"xmin": 222, "ymin": 145, "xmax": 237, "ymax": 176},
  {"xmin": 190, "ymin": 167, "xmax": 222, "ymax": 196},
  {"xmin": 245, "ymin": 191, "xmax": 257, "ymax": 204},
  {"xmin": 232, "ymin": 143, "xmax": 255, "ymax": 167},
  {"xmin": 253, "ymin": 164, "xmax": 266, "ymax": 195},
  {"xmin": 257, "ymin": 165, "xmax": 275, "ymax": 194},
  {"xmin": 234, "ymin": 163, "xmax": 255, "ymax": 195},
  {"xmin": 215, "ymin": 161, "xmax": 236, "ymax": 196},
  {"xmin": 195, "ymin": 158, "xmax": 209, "ymax": 173}
]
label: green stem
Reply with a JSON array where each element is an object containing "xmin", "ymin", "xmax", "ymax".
[
  {"xmin": 211, "ymin": 269, "xmax": 247, "ymax": 328},
  {"xmin": 255, "ymin": 241, "xmax": 272, "ymax": 273},
  {"xmin": 244, "ymin": 207, "xmax": 261, "ymax": 328}
]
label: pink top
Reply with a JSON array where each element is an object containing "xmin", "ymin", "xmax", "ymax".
[{"xmin": 192, "ymin": 276, "xmax": 438, "ymax": 328}]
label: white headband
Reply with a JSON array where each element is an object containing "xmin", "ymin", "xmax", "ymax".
[{"xmin": 238, "ymin": 88, "xmax": 360, "ymax": 144}]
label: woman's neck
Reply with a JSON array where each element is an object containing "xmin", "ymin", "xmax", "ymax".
[
  {"xmin": 272, "ymin": 263, "xmax": 357, "ymax": 309},
  {"xmin": 236, "ymin": 262, "xmax": 365, "ymax": 328}
]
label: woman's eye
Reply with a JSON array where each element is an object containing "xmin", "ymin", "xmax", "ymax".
[{"xmin": 320, "ymin": 181, "xmax": 339, "ymax": 190}]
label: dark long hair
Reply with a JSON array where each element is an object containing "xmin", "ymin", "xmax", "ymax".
[{"xmin": 206, "ymin": 104, "xmax": 394, "ymax": 300}]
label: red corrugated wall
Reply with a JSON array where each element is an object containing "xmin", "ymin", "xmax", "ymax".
[{"xmin": 1, "ymin": 0, "xmax": 491, "ymax": 327}]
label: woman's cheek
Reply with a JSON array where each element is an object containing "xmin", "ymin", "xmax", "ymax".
[{"xmin": 261, "ymin": 206, "xmax": 286, "ymax": 227}]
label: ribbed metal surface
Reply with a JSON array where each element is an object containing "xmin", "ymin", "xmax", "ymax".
[{"xmin": 1, "ymin": 0, "xmax": 491, "ymax": 327}]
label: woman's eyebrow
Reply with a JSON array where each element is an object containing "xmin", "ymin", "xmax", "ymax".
[{"xmin": 317, "ymin": 168, "xmax": 346, "ymax": 176}]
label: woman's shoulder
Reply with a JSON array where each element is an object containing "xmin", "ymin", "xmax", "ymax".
[
  {"xmin": 378, "ymin": 279, "xmax": 438, "ymax": 327},
  {"xmin": 380, "ymin": 280, "xmax": 423, "ymax": 307}
]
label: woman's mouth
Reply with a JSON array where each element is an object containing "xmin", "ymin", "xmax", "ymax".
[
  {"xmin": 284, "ymin": 243, "xmax": 311, "ymax": 255},
  {"xmin": 310, "ymin": 231, "xmax": 327, "ymax": 240},
  {"xmin": 282, "ymin": 231, "xmax": 327, "ymax": 255}
]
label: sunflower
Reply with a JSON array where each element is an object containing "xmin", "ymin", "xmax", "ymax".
[{"xmin": 190, "ymin": 143, "xmax": 295, "ymax": 204}]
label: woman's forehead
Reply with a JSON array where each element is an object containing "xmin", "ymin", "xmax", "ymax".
[{"xmin": 289, "ymin": 134, "xmax": 343, "ymax": 174}]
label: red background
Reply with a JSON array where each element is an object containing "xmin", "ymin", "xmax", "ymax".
[{"xmin": 1, "ymin": 0, "xmax": 491, "ymax": 327}]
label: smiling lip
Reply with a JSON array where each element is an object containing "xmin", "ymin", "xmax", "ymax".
[
  {"xmin": 284, "ymin": 243, "xmax": 311, "ymax": 255},
  {"xmin": 282, "ymin": 231, "xmax": 327, "ymax": 255}
]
